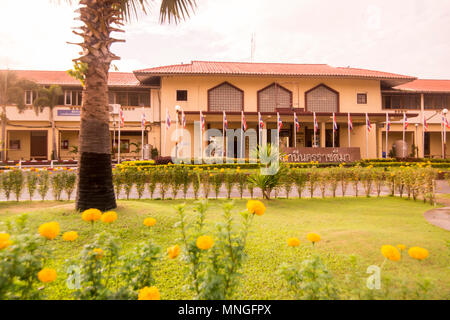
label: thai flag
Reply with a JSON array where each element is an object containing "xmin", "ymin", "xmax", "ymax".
[
  {"xmin": 166, "ymin": 109, "xmax": 171, "ymax": 130},
  {"xmin": 294, "ymin": 112, "xmax": 300, "ymax": 133},
  {"xmin": 223, "ymin": 111, "xmax": 228, "ymax": 130},
  {"xmin": 258, "ymin": 112, "xmax": 264, "ymax": 129},
  {"xmin": 348, "ymin": 113, "xmax": 353, "ymax": 131},
  {"xmin": 332, "ymin": 113, "xmax": 338, "ymax": 131},
  {"xmin": 313, "ymin": 112, "xmax": 318, "ymax": 133},
  {"xmin": 241, "ymin": 111, "xmax": 247, "ymax": 131},
  {"xmin": 386, "ymin": 113, "xmax": 391, "ymax": 132},
  {"xmin": 278, "ymin": 113, "xmax": 283, "ymax": 133},
  {"xmin": 141, "ymin": 111, "xmax": 146, "ymax": 129},
  {"xmin": 366, "ymin": 113, "xmax": 372, "ymax": 132},
  {"xmin": 423, "ymin": 115, "xmax": 428, "ymax": 131},
  {"xmin": 200, "ymin": 111, "xmax": 205, "ymax": 132},
  {"xmin": 182, "ymin": 110, "xmax": 186, "ymax": 129},
  {"xmin": 404, "ymin": 113, "xmax": 408, "ymax": 130},
  {"xmin": 119, "ymin": 108, "xmax": 125, "ymax": 128},
  {"xmin": 443, "ymin": 115, "xmax": 450, "ymax": 129}
]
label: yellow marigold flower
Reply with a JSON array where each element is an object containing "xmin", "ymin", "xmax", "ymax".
[
  {"xmin": 397, "ymin": 244, "xmax": 407, "ymax": 251},
  {"xmin": 246, "ymin": 200, "xmax": 266, "ymax": 216},
  {"xmin": 92, "ymin": 248, "xmax": 103, "ymax": 259},
  {"xmin": 138, "ymin": 286, "xmax": 160, "ymax": 300},
  {"xmin": 287, "ymin": 237, "xmax": 300, "ymax": 247},
  {"xmin": 408, "ymin": 247, "xmax": 429, "ymax": 260},
  {"xmin": 101, "ymin": 211, "xmax": 118, "ymax": 223},
  {"xmin": 220, "ymin": 168, "xmax": 224, "ymax": 173},
  {"xmin": 381, "ymin": 245, "xmax": 401, "ymax": 261},
  {"xmin": 167, "ymin": 244, "xmax": 181, "ymax": 259},
  {"xmin": 143, "ymin": 217, "xmax": 157, "ymax": 227},
  {"xmin": 307, "ymin": 232, "xmax": 321, "ymax": 243},
  {"xmin": 0, "ymin": 233, "xmax": 12, "ymax": 249},
  {"xmin": 38, "ymin": 221, "xmax": 60, "ymax": 240},
  {"xmin": 196, "ymin": 235, "xmax": 214, "ymax": 250},
  {"xmin": 38, "ymin": 268, "xmax": 57, "ymax": 283},
  {"xmin": 62, "ymin": 231, "xmax": 78, "ymax": 242},
  {"xmin": 81, "ymin": 208, "xmax": 102, "ymax": 222}
]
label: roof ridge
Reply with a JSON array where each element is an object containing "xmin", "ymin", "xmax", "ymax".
[
  {"xmin": 192, "ymin": 60, "xmax": 329, "ymax": 66},
  {"xmin": 134, "ymin": 62, "xmax": 193, "ymax": 73},
  {"xmin": 336, "ymin": 66, "xmax": 415, "ymax": 76}
]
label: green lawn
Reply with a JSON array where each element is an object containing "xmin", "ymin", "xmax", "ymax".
[{"xmin": 0, "ymin": 197, "xmax": 449, "ymax": 300}]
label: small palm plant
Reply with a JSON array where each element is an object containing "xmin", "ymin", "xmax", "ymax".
[{"xmin": 248, "ymin": 143, "xmax": 286, "ymax": 200}]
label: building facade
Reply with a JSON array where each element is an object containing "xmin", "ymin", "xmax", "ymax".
[{"xmin": 2, "ymin": 61, "xmax": 450, "ymax": 161}]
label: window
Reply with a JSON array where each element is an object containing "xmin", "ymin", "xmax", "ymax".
[
  {"xmin": 61, "ymin": 140, "xmax": 69, "ymax": 150},
  {"xmin": 382, "ymin": 94, "xmax": 420, "ymax": 109},
  {"xmin": 357, "ymin": 93, "xmax": 367, "ymax": 104},
  {"xmin": 208, "ymin": 82, "xmax": 243, "ymax": 112},
  {"xmin": 138, "ymin": 93, "xmax": 150, "ymax": 106},
  {"xmin": 305, "ymin": 84, "xmax": 339, "ymax": 112},
  {"xmin": 25, "ymin": 91, "xmax": 34, "ymax": 105},
  {"xmin": 176, "ymin": 90, "xmax": 188, "ymax": 101},
  {"xmin": 108, "ymin": 91, "xmax": 115, "ymax": 104},
  {"xmin": 424, "ymin": 94, "xmax": 450, "ymax": 110},
  {"xmin": 257, "ymin": 83, "xmax": 292, "ymax": 112},
  {"xmin": 116, "ymin": 92, "xmax": 128, "ymax": 106},
  {"xmin": 128, "ymin": 93, "xmax": 140, "ymax": 106},
  {"xmin": 9, "ymin": 140, "xmax": 21, "ymax": 150},
  {"xmin": 64, "ymin": 90, "xmax": 82, "ymax": 106},
  {"xmin": 113, "ymin": 139, "xmax": 130, "ymax": 153},
  {"xmin": 110, "ymin": 92, "xmax": 150, "ymax": 107}
]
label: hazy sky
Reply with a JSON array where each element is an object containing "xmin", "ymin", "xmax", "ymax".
[{"xmin": 1, "ymin": 0, "xmax": 449, "ymax": 79}]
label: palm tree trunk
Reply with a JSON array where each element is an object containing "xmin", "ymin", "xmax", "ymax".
[{"xmin": 74, "ymin": 0, "xmax": 119, "ymax": 211}]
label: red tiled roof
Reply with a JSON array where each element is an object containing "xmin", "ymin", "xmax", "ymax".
[
  {"xmin": 393, "ymin": 79, "xmax": 450, "ymax": 93},
  {"xmin": 6, "ymin": 70, "xmax": 140, "ymax": 87},
  {"xmin": 134, "ymin": 61, "xmax": 416, "ymax": 81}
]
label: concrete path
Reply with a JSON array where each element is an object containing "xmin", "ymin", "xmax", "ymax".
[{"xmin": 424, "ymin": 207, "xmax": 450, "ymax": 231}]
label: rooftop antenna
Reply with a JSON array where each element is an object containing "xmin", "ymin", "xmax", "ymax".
[{"xmin": 250, "ymin": 33, "xmax": 256, "ymax": 62}]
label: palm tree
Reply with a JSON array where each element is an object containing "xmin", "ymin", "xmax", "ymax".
[
  {"xmin": 0, "ymin": 70, "xmax": 37, "ymax": 162},
  {"xmin": 33, "ymin": 85, "xmax": 64, "ymax": 160},
  {"xmin": 65, "ymin": 0, "xmax": 196, "ymax": 211}
]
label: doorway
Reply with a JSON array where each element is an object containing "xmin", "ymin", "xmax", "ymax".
[{"xmin": 30, "ymin": 131, "xmax": 48, "ymax": 159}]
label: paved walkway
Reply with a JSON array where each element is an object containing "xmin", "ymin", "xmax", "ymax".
[{"xmin": 424, "ymin": 207, "xmax": 450, "ymax": 231}]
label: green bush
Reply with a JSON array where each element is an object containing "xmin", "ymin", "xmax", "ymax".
[{"xmin": 26, "ymin": 171, "xmax": 39, "ymax": 201}]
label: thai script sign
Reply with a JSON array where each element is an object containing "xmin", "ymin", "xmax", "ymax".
[
  {"xmin": 282, "ymin": 147, "xmax": 361, "ymax": 163},
  {"xmin": 57, "ymin": 109, "xmax": 81, "ymax": 116}
]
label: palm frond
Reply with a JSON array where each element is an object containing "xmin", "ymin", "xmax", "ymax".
[{"xmin": 159, "ymin": 0, "xmax": 196, "ymax": 24}]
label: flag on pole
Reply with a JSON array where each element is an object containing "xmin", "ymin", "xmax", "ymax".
[
  {"xmin": 313, "ymin": 112, "xmax": 318, "ymax": 133},
  {"xmin": 404, "ymin": 113, "xmax": 409, "ymax": 130},
  {"xmin": 258, "ymin": 112, "xmax": 264, "ymax": 129},
  {"xmin": 166, "ymin": 109, "xmax": 171, "ymax": 130},
  {"xmin": 366, "ymin": 113, "xmax": 372, "ymax": 132},
  {"xmin": 119, "ymin": 107, "xmax": 125, "ymax": 128},
  {"xmin": 278, "ymin": 113, "xmax": 283, "ymax": 133},
  {"xmin": 241, "ymin": 111, "xmax": 247, "ymax": 131},
  {"xmin": 200, "ymin": 111, "xmax": 205, "ymax": 132},
  {"xmin": 141, "ymin": 110, "xmax": 146, "ymax": 129},
  {"xmin": 332, "ymin": 112, "xmax": 338, "ymax": 131},
  {"xmin": 423, "ymin": 115, "xmax": 428, "ymax": 131},
  {"xmin": 443, "ymin": 115, "xmax": 450, "ymax": 129},
  {"xmin": 223, "ymin": 111, "xmax": 228, "ymax": 130},
  {"xmin": 294, "ymin": 112, "xmax": 300, "ymax": 133},
  {"xmin": 386, "ymin": 112, "xmax": 391, "ymax": 132},
  {"xmin": 182, "ymin": 110, "xmax": 186, "ymax": 129},
  {"xmin": 348, "ymin": 112, "xmax": 353, "ymax": 131}
]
